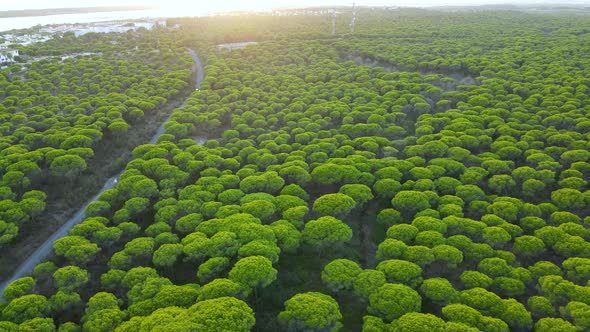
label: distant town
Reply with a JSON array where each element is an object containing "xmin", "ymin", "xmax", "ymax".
[{"xmin": 0, "ymin": 19, "xmax": 170, "ymax": 67}]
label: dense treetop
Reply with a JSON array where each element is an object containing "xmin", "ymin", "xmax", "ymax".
[
  {"xmin": 1, "ymin": 7, "xmax": 589, "ymax": 331},
  {"xmin": 0, "ymin": 29, "xmax": 193, "ymax": 250}
]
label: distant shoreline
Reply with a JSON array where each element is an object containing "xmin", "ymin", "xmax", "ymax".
[{"xmin": 0, "ymin": 6, "xmax": 157, "ymax": 19}]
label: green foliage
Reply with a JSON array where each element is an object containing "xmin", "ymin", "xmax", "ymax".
[
  {"xmin": 312, "ymin": 193, "xmax": 356, "ymax": 217},
  {"xmin": 395, "ymin": 312, "xmax": 446, "ymax": 332},
  {"xmin": 534, "ymin": 318, "xmax": 577, "ymax": 332},
  {"xmin": 377, "ymin": 209, "xmax": 402, "ymax": 226},
  {"xmin": 311, "ymin": 164, "xmax": 361, "ymax": 186},
  {"xmin": 5, "ymin": 10, "xmax": 590, "ymax": 332},
  {"xmin": 238, "ymin": 240, "xmax": 281, "ymax": 263},
  {"xmin": 562, "ymin": 302, "xmax": 590, "ymax": 331},
  {"xmin": 240, "ymin": 171, "xmax": 284, "ymax": 194},
  {"xmin": 197, "ymin": 257, "xmax": 230, "ymax": 283},
  {"xmin": 441, "ymin": 303, "xmax": 483, "ymax": 328},
  {"xmin": 3, "ymin": 277, "xmax": 35, "ymax": 302},
  {"xmin": 53, "ymin": 235, "xmax": 101, "ymax": 265},
  {"xmin": 354, "ymin": 269, "xmax": 387, "ymax": 299},
  {"xmin": 459, "ymin": 288, "xmax": 504, "ymax": 317},
  {"xmin": 492, "ymin": 277, "xmax": 526, "ymax": 297},
  {"xmin": 321, "ymin": 259, "xmax": 363, "ymax": 292},
  {"xmin": 175, "ymin": 213, "xmax": 203, "ymax": 234},
  {"xmin": 278, "ymin": 292, "xmax": 343, "ymax": 331},
  {"xmin": 49, "ymin": 290, "xmax": 82, "ymax": 313},
  {"xmin": 269, "ymin": 220, "xmax": 301, "ymax": 253},
  {"xmin": 1, "ymin": 294, "xmax": 48, "ymax": 323},
  {"xmin": 152, "ymin": 243, "xmax": 183, "ymax": 268},
  {"xmin": 302, "ymin": 216, "xmax": 352, "ymax": 252},
  {"xmin": 241, "ymin": 199, "xmax": 276, "ymax": 222},
  {"xmin": 339, "ymin": 184, "xmax": 374, "ymax": 206},
  {"xmin": 376, "ymin": 260, "xmax": 423, "ymax": 288},
  {"xmin": 198, "ymin": 278, "xmax": 249, "ymax": 301},
  {"xmin": 368, "ymin": 283, "xmax": 421, "ymax": 322},
  {"xmin": 460, "ymin": 271, "xmax": 493, "ymax": 289},
  {"xmin": 386, "ymin": 224, "xmax": 419, "ymax": 243},
  {"xmin": 18, "ymin": 317, "xmax": 56, "ymax": 331},
  {"xmin": 551, "ymin": 188, "xmax": 585, "ymax": 210},
  {"xmin": 482, "ymin": 226, "xmax": 511, "ymax": 248},
  {"xmin": 391, "ymin": 191, "xmax": 431, "ymax": 216},
  {"xmin": 53, "ymin": 266, "xmax": 89, "ymax": 292},
  {"xmin": 138, "ymin": 297, "xmax": 255, "ymax": 331},
  {"xmin": 513, "ymin": 235, "xmax": 545, "ymax": 258},
  {"xmin": 562, "ymin": 257, "xmax": 590, "ymax": 284},
  {"xmin": 420, "ymin": 278, "xmax": 458, "ymax": 305},
  {"xmin": 228, "ymin": 256, "xmax": 277, "ymax": 290},
  {"xmin": 376, "ymin": 239, "xmax": 407, "ymax": 260},
  {"xmin": 527, "ymin": 296, "xmax": 556, "ymax": 318},
  {"xmin": 50, "ymin": 155, "xmax": 87, "ymax": 177},
  {"xmin": 373, "ymin": 179, "xmax": 402, "ymax": 200}
]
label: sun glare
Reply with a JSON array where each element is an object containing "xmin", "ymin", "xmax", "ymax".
[
  {"xmin": 7, "ymin": 0, "xmax": 345, "ymax": 13},
  {"xmin": 156, "ymin": 0, "xmax": 278, "ymax": 16}
]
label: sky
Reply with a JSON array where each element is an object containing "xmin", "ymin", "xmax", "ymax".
[{"xmin": 3, "ymin": 0, "xmax": 589, "ymax": 11}]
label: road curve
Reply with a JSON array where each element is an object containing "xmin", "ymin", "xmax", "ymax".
[
  {"xmin": 0, "ymin": 48, "xmax": 205, "ymax": 297},
  {"xmin": 151, "ymin": 49, "xmax": 203, "ymax": 144}
]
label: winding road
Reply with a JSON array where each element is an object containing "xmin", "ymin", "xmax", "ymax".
[
  {"xmin": 150, "ymin": 49, "xmax": 204, "ymax": 144},
  {"xmin": 0, "ymin": 48, "xmax": 204, "ymax": 297}
]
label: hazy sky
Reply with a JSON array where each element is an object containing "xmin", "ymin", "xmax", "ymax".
[{"xmin": 4, "ymin": 0, "xmax": 588, "ymax": 11}]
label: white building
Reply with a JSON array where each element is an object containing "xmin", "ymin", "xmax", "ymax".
[
  {"xmin": 0, "ymin": 54, "xmax": 10, "ymax": 63},
  {"xmin": 135, "ymin": 22, "xmax": 155, "ymax": 30},
  {"xmin": 217, "ymin": 42, "xmax": 258, "ymax": 52},
  {"xmin": 0, "ymin": 49, "xmax": 18, "ymax": 64}
]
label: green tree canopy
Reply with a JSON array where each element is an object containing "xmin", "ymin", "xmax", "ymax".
[
  {"xmin": 278, "ymin": 292, "xmax": 343, "ymax": 332},
  {"xmin": 368, "ymin": 283, "xmax": 422, "ymax": 322}
]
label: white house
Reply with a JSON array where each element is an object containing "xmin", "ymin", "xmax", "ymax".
[
  {"xmin": 135, "ymin": 22, "xmax": 155, "ymax": 30},
  {"xmin": 217, "ymin": 42, "xmax": 258, "ymax": 52},
  {"xmin": 0, "ymin": 49, "xmax": 18, "ymax": 64}
]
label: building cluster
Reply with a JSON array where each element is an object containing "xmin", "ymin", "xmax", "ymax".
[
  {"xmin": 0, "ymin": 48, "xmax": 19, "ymax": 64},
  {"xmin": 68, "ymin": 20, "xmax": 166, "ymax": 37},
  {"xmin": 217, "ymin": 41, "xmax": 258, "ymax": 52},
  {"xmin": 0, "ymin": 19, "xmax": 169, "ymax": 66},
  {"xmin": 35, "ymin": 20, "xmax": 167, "ymax": 37},
  {"xmin": 0, "ymin": 32, "xmax": 51, "ymax": 65},
  {"xmin": 1, "ymin": 33, "xmax": 52, "ymax": 47}
]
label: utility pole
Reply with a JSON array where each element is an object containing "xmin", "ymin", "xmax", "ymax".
[
  {"xmin": 331, "ymin": 10, "xmax": 337, "ymax": 36},
  {"xmin": 350, "ymin": 2, "xmax": 356, "ymax": 33}
]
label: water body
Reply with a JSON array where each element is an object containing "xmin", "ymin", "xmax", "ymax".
[
  {"xmin": 0, "ymin": 2, "xmax": 279, "ymax": 33},
  {"xmin": 0, "ymin": 8, "xmax": 202, "ymax": 32},
  {"xmin": 0, "ymin": 48, "xmax": 205, "ymax": 297}
]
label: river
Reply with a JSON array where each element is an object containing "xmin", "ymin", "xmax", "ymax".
[{"xmin": 0, "ymin": 48, "xmax": 204, "ymax": 298}]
